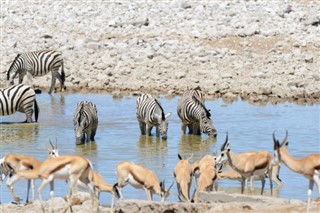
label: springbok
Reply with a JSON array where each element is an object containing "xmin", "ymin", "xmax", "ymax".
[
  {"xmin": 216, "ymin": 133, "xmax": 273, "ymax": 195},
  {"xmin": 273, "ymin": 131, "xmax": 320, "ymax": 213},
  {"xmin": 7, "ymin": 155, "xmax": 95, "ymax": 213},
  {"xmin": 218, "ymin": 162, "xmax": 284, "ymax": 189},
  {"xmin": 191, "ymin": 154, "xmax": 218, "ymax": 202},
  {"xmin": 174, "ymin": 154, "xmax": 193, "ymax": 202},
  {"xmin": 115, "ymin": 161, "xmax": 173, "ymax": 202},
  {"xmin": 0, "ymin": 140, "xmax": 59, "ymax": 204},
  {"xmin": 77, "ymin": 170, "xmax": 119, "ymax": 211}
]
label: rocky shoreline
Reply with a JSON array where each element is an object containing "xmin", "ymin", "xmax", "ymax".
[
  {"xmin": 1, "ymin": 0, "xmax": 320, "ymax": 105},
  {"xmin": 1, "ymin": 191, "xmax": 319, "ymax": 213}
]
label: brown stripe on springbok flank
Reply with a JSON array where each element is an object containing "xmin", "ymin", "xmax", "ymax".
[
  {"xmin": 21, "ymin": 161, "xmax": 35, "ymax": 170},
  {"xmin": 254, "ymin": 159, "xmax": 270, "ymax": 170},
  {"xmin": 129, "ymin": 171, "xmax": 145, "ymax": 186},
  {"xmin": 51, "ymin": 162, "xmax": 69, "ymax": 174}
]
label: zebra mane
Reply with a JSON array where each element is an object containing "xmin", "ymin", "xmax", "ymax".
[
  {"xmin": 154, "ymin": 98, "xmax": 165, "ymax": 121},
  {"xmin": 77, "ymin": 103, "xmax": 85, "ymax": 124},
  {"xmin": 6, "ymin": 54, "xmax": 21, "ymax": 80},
  {"xmin": 193, "ymin": 85, "xmax": 201, "ymax": 91},
  {"xmin": 192, "ymin": 95, "xmax": 211, "ymax": 118}
]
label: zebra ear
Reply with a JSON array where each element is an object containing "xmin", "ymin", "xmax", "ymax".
[{"xmin": 165, "ymin": 112, "xmax": 171, "ymax": 120}]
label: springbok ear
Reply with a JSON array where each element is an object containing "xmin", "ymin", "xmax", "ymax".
[{"xmin": 226, "ymin": 143, "xmax": 231, "ymax": 149}]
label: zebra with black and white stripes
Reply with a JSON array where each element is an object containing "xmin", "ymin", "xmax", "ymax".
[
  {"xmin": 177, "ymin": 88, "xmax": 217, "ymax": 137},
  {"xmin": 0, "ymin": 84, "xmax": 39, "ymax": 123},
  {"xmin": 136, "ymin": 93, "xmax": 171, "ymax": 139},
  {"xmin": 73, "ymin": 101, "xmax": 98, "ymax": 144},
  {"xmin": 6, "ymin": 49, "xmax": 66, "ymax": 94}
]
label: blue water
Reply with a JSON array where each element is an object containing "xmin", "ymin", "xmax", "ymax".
[{"xmin": 0, "ymin": 93, "xmax": 319, "ymax": 205}]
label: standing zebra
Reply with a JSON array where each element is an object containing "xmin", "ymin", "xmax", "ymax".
[
  {"xmin": 0, "ymin": 84, "xmax": 39, "ymax": 123},
  {"xmin": 6, "ymin": 50, "xmax": 66, "ymax": 94},
  {"xmin": 177, "ymin": 88, "xmax": 217, "ymax": 137},
  {"xmin": 73, "ymin": 101, "xmax": 98, "ymax": 144},
  {"xmin": 136, "ymin": 93, "xmax": 171, "ymax": 140}
]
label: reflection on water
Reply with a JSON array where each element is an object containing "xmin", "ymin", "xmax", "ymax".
[
  {"xmin": 75, "ymin": 141, "xmax": 98, "ymax": 157},
  {"xmin": 0, "ymin": 93, "xmax": 319, "ymax": 205},
  {"xmin": 218, "ymin": 185, "xmax": 282, "ymax": 197},
  {"xmin": 0, "ymin": 123, "xmax": 40, "ymax": 144},
  {"xmin": 178, "ymin": 134, "xmax": 217, "ymax": 157}
]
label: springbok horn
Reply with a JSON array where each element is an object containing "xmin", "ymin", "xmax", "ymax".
[
  {"xmin": 168, "ymin": 182, "xmax": 174, "ymax": 191},
  {"xmin": 55, "ymin": 138, "xmax": 58, "ymax": 149},
  {"xmin": 187, "ymin": 153, "xmax": 193, "ymax": 161},
  {"xmin": 49, "ymin": 139, "xmax": 54, "ymax": 149},
  {"xmin": 280, "ymin": 130, "xmax": 288, "ymax": 147},
  {"xmin": 220, "ymin": 132, "xmax": 229, "ymax": 151},
  {"xmin": 272, "ymin": 131, "xmax": 278, "ymax": 150}
]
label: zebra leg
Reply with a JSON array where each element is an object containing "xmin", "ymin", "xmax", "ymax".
[
  {"xmin": 48, "ymin": 72, "xmax": 57, "ymax": 94},
  {"xmin": 181, "ymin": 123, "xmax": 187, "ymax": 134},
  {"xmin": 138, "ymin": 121, "xmax": 146, "ymax": 135},
  {"xmin": 26, "ymin": 72, "xmax": 33, "ymax": 87},
  {"xmin": 187, "ymin": 124, "xmax": 193, "ymax": 134},
  {"xmin": 53, "ymin": 69, "xmax": 65, "ymax": 92},
  {"xmin": 156, "ymin": 126, "xmax": 160, "ymax": 137},
  {"xmin": 90, "ymin": 128, "xmax": 97, "ymax": 141},
  {"xmin": 24, "ymin": 108, "xmax": 33, "ymax": 123},
  {"xmin": 146, "ymin": 124, "xmax": 153, "ymax": 136},
  {"xmin": 18, "ymin": 72, "xmax": 25, "ymax": 84},
  {"xmin": 85, "ymin": 130, "xmax": 91, "ymax": 143}
]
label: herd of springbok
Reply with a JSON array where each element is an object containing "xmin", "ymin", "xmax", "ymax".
[{"xmin": 1, "ymin": 131, "xmax": 319, "ymax": 213}]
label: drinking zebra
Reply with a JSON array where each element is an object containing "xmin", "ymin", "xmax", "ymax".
[
  {"xmin": 0, "ymin": 84, "xmax": 39, "ymax": 123},
  {"xmin": 73, "ymin": 101, "xmax": 98, "ymax": 144},
  {"xmin": 6, "ymin": 49, "xmax": 66, "ymax": 94},
  {"xmin": 177, "ymin": 88, "xmax": 217, "ymax": 137},
  {"xmin": 136, "ymin": 93, "xmax": 171, "ymax": 139}
]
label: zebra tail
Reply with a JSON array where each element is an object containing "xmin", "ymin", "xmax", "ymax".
[
  {"xmin": 34, "ymin": 99, "xmax": 39, "ymax": 122},
  {"xmin": 61, "ymin": 61, "xmax": 65, "ymax": 85}
]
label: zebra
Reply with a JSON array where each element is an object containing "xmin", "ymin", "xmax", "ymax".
[
  {"xmin": 136, "ymin": 93, "xmax": 171, "ymax": 139},
  {"xmin": 6, "ymin": 49, "xmax": 66, "ymax": 94},
  {"xmin": 177, "ymin": 88, "xmax": 217, "ymax": 137},
  {"xmin": 0, "ymin": 84, "xmax": 39, "ymax": 123},
  {"xmin": 73, "ymin": 101, "xmax": 98, "ymax": 144}
]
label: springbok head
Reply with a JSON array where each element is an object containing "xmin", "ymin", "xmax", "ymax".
[
  {"xmin": 215, "ymin": 132, "xmax": 230, "ymax": 165},
  {"xmin": 159, "ymin": 180, "xmax": 174, "ymax": 202},
  {"xmin": 272, "ymin": 130, "xmax": 289, "ymax": 163},
  {"xmin": 48, "ymin": 139, "xmax": 59, "ymax": 158}
]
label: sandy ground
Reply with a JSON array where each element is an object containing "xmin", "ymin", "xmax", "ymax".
[{"xmin": 1, "ymin": 0, "xmax": 320, "ymax": 105}]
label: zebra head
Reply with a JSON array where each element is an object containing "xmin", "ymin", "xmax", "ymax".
[
  {"xmin": 74, "ymin": 118, "xmax": 86, "ymax": 144},
  {"xmin": 199, "ymin": 109, "xmax": 217, "ymax": 137},
  {"xmin": 74, "ymin": 106, "xmax": 86, "ymax": 145},
  {"xmin": 6, "ymin": 54, "xmax": 21, "ymax": 86},
  {"xmin": 155, "ymin": 112, "xmax": 171, "ymax": 140},
  {"xmin": 0, "ymin": 158, "xmax": 6, "ymax": 183}
]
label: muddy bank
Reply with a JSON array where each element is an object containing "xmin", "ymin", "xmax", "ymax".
[
  {"xmin": 1, "ymin": 0, "xmax": 320, "ymax": 105},
  {"xmin": 1, "ymin": 192, "xmax": 319, "ymax": 213}
]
